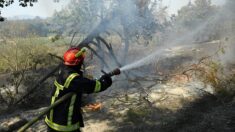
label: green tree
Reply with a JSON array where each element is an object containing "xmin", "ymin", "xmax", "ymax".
[
  {"xmin": 176, "ymin": 0, "xmax": 216, "ymax": 29},
  {"xmin": 172, "ymin": 0, "xmax": 219, "ymax": 42}
]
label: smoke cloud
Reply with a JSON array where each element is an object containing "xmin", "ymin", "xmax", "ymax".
[{"xmin": 120, "ymin": 0, "xmax": 235, "ymax": 72}]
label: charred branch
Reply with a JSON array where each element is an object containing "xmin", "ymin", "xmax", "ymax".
[
  {"xmin": 78, "ymin": 18, "xmax": 112, "ymax": 48},
  {"xmin": 69, "ymin": 32, "xmax": 77, "ymax": 47},
  {"xmin": 86, "ymin": 44, "xmax": 110, "ymax": 70},
  {"xmin": 96, "ymin": 36, "xmax": 122, "ymax": 67},
  {"xmin": 48, "ymin": 53, "xmax": 63, "ymax": 61}
]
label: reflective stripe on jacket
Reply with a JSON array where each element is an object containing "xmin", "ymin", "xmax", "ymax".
[{"xmin": 45, "ymin": 73, "xmax": 81, "ymax": 131}]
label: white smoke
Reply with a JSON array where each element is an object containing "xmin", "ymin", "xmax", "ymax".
[{"xmin": 120, "ymin": 0, "xmax": 235, "ymax": 72}]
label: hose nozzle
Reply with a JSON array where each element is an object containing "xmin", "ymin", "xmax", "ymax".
[{"xmin": 101, "ymin": 68, "xmax": 121, "ymax": 77}]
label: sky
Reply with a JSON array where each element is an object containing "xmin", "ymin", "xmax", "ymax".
[
  {"xmin": 2, "ymin": 0, "xmax": 70, "ymax": 18},
  {"xmin": 1, "ymin": 0, "xmax": 226, "ymax": 18}
]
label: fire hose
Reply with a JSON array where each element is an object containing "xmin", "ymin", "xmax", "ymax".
[{"xmin": 17, "ymin": 68, "xmax": 121, "ymax": 132}]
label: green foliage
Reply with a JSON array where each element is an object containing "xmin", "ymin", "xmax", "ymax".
[
  {"xmin": 201, "ymin": 60, "xmax": 222, "ymax": 87},
  {"xmin": 176, "ymin": 0, "xmax": 216, "ymax": 29},
  {"xmin": 171, "ymin": 0, "xmax": 235, "ymax": 43},
  {"xmin": 193, "ymin": 59, "xmax": 235, "ymax": 98},
  {"xmin": 0, "ymin": 37, "xmax": 58, "ymax": 73},
  {"xmin": 215, "ymin": 74, "xmax": 235, "ymax": 98},
  {"xmin": 185, "ymin": 57, "xmax": 235, "ymax": 98},
  {"xmin": 0, "ymin": 36, "xmax": 61, "ymax": 108},
  {"xmin": 171, "ymin": 0, "xmax": 222, "ymax": 42},
  {"xmin": 0, "ymin": 19, "xmax": 49, "ymax": 37}
]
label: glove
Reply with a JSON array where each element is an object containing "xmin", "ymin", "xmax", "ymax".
[{"xmin": 99, "ymin": 74, "xmax": 112, "ymax": 88}]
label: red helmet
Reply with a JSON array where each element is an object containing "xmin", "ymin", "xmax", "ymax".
[{"xmin": 63, "ymin": 47, "xmax": 86, "ymax": 66}]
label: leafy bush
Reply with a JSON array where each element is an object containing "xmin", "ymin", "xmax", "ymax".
[
  {"xmin": 0, "ymin": 37, "xmax": 61, "ymax": 109},
  {"xmin": 183, "ymin": 56, "xmax": 235, "ymax": 99},
  {"xmin": 0, "ymin": 37, "xmax": 58, "ymax": 73},
  {"xmin": 215, "ymin": 74, "xmax": 235, "ymax": 99}
]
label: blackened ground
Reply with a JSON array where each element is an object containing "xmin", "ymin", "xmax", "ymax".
[{"xmin": 116, "ymin": 95, "xmax": 235, "ymax": 132}]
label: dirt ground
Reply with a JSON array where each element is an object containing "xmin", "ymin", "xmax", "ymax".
[{"xmin": 2, "ymin": 79, "xmax": 232, "ymax": 132}]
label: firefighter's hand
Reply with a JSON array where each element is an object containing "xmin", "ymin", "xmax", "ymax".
[{"xmin": 99, "ymin": 74, "xmax": 112, "ymax": 87}]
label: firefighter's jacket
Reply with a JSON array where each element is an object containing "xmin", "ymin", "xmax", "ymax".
[{"xmin": 45, "ymin": 65, "xmax": 112, "ymax": 131}]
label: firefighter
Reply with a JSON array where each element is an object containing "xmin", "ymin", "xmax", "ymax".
[{"xmin": 45, "ymin": 47, "xmax": 112, "ymax": 132}]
